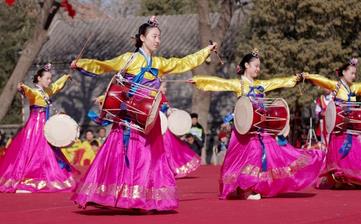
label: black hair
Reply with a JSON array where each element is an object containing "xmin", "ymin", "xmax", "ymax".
[
  {"xmin": 32, "ymin": 68, "xmax": 48, "ymax": 84},
  {"xmin": 134, "ymin": 23, "xmax": 160, "ymax": 51},
  {"xmin": 190, "ymin": 113, "xmax": 198, "ymax": 119},
  {"xmin": 237, "ymin": 53, "xmax": 260, "ymax": 75},
  {"xmin": 90, "ymin": 140, "xmax": 99, "ymax": 147},
  {"xmin": 336, "ymin": 62, "xmax": 355, "ymax": 77}
]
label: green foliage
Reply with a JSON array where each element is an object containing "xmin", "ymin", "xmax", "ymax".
[
  {"xmin": 237, "ymin": 0, "xmax": 361, "ymax": 107},
  {"xmin": 140, "ymin": 0, "xmax": 219, "ymax": 15},
  {"xmin": 0, "ymin": 2, "xmax": 36, "ymax": 124}
]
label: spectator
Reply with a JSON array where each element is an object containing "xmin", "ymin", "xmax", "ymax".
[
  {"xmin": 97, "ymin": 127, "xmax": 107, "ymax": 145},
  {"xmin": 184, "ymin": 133, "xmax": 202, "ymax": 156},
  {"xmin": 189, "ymin": 113, "xmax": 205, "ymax": 156},
  {"xmin": 80, "ymin": 130, "xmax": 97, "ymax": 166},
  {"xmin": 90, "ymin": 140, "xmax": 100, "ymax": 153}
]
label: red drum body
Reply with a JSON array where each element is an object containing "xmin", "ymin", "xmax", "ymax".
[
  {"xmin": 325, "ymin": 100, "xmax": 361, "ymax": 134},
  {"xmin": 234, "ymin": 97, "xmax": 290, "ymax": 135},
  {"xmin": 99, "ymin": 77, "xmax": 161, "ymax": 134}
]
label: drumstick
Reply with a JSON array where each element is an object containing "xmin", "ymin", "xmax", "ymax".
[{"xmin": 74, "ymin": 32, "xmax": 94, "ymax": 64}]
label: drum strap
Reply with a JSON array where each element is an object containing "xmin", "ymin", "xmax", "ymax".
[
  {"xmin": 123, "ymin": 124, "xmax": 131, "ymax": 168},
  {"xmin": 128, "ymin": 49, "xmax": 159, "ymax": 97},
  {"xmin": 258, "ymin": 134, "xmax": 268, "ymax": 171},
  {"xmin": 339, "ymin": 134, "xmax": 352, "ymax": 159},
  {"xmin": 337, "ymin": 80, "xmax": 354, "ymax": 159}
]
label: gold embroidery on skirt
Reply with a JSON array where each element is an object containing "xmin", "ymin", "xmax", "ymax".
[
  {"xmin": 0, "ymin": 177, "xmax": 75, "ymax": 190},
  {"xmin": 222, "ymin": 154, "xmax": 312, "ymax": 184},
  {"xmin": 175, "ymin": 156, "xmax": 201, "ymax": 176},
  {"xmin": 76, "ymin": 183, "xmax": 178, "ymax": 201}
]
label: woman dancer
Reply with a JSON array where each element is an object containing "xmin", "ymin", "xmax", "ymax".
[
  {"xmin": 0, "ymin": 64, "xmax": 75, "ymax": 193},
  {"xmin": 71, "ymin": 16, "xmax": 216, "ymax": 211},
  {"xmin": 191, "ymin": 50, "xmax": 324, "ymax": 200},
  {"xmin": 304, "ymin": 58, "xmax": 361, "ymax": 188}
]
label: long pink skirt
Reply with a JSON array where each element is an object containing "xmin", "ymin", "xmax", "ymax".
[
  {"xmin": 72, "ymin": 117, "xmax": 178, "ymax": 211},
  {"xmin": 163, "ymin": 130, "xmax": 200, "ymax": 178},
  {"xmin": 0, "ymin": 108, "xmax": 76, "ymax": 192},
  {"xmin": 219, "ymin": 130, "xmax": 325, "ymax": 198},
  {"xmin": 321, "ymin": 133, "xmax": 361, "ymax": 185}
]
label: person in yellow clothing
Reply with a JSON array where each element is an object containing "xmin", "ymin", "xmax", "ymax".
[
  {"xmin": 190, "ymin": 49, "xmax": 324, "ymax": 200},
  {"xmin": 0, "ymin": 64, "xmax": 76, "ymax": 193},
  {"xmin": 71, "ymin": 16, "xmax": 218, "ymax": 211},
  {"xmin": 303, "ymin": 57, "xmax": 361, "ymax": 188},
  {"xmin": 79, "ymin": 130, "xmax": 97, "ymax": 166}
]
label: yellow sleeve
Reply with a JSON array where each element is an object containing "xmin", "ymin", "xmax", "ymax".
[
  {"xmin": 20, "ymin": 84, "xmax": 36, "ymax": 100},
  {"xmin": 304, "ymin": 73, "xmax": 337, "ymax": 91},
  {"xmin": 256, "ymin": 76, "xmax": 298, "ymax": 92},
  {"xmin": 352, "ymin": 82, "xmax": 361, "ymax": 95},
  {"xmin": 157, "ymin": 47, "xmax": 211, "ymax": 75},
  {"xmin": 76, "ymin": 53, "xmax": 132, "ymax": 76},
  {"xmin": 192, "ymin": 76, "xmax": 240, "ymax": 92},
  {"xmin": 46, "ymin": 74, "xmax": 70, "ymax": 96}
]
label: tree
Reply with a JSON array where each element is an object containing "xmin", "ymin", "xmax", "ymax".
[
  {"xmin": 238, "ymin": 0, "xmax": 361, "ymax": 107},
  {"xmin": 237, "ymin": 0, "xmax": 361, "ymax": 144},
  {"xmin": 0, "ymin": 1, "xmax": 37, "ymax": 123},
  {"xmin": 0, "ymin": 0, "xmax": 68, "ymax": 123}
]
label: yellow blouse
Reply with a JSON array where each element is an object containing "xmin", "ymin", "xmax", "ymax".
[
  {"xmin": 76, "ymin": 47, "xmax": 211, "ymax": 79},
  {"xmin": 192, "ymin": 75, "xmax": 298, "ymax": 97},
  {"xmin": 20, "ymin": 75, "xmax": 71, "ymax": 107},
  {"xmin": 304, "ymin": 73, "xmax": 361, "ymax": 102}
]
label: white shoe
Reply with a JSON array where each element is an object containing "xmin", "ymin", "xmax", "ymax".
[
  {"xmin": 16, "ymin": 190, "xmax": 32, "ymax": 193},
  {"xmin": 246, "ymin": 193, "xmax": 261, "ymax": 200}
]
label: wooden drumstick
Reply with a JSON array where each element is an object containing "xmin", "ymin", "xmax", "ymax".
[
  {"xmin": 209, "ymin": 40, "xmax": 224, "ymax": 65},
  {"xmin": 70, "ymin": 32, "xmax": 95, "ymax": 71}
]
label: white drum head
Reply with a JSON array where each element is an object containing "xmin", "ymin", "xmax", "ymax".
[
  {"xmin": 44, "ymin": 114, "xmax": 79, "ymax": 147},
  {"xmin": 168, "ymin": 109, "xmax": 192, "ymax": 136},
  {"xmin": 272, "ymin": 98, "xmax": 290, "ymax": 136},
  {"xmin": 234, "ymin": 97, "xmax": 253, "ymax": 135},
  {"xmin": 159, "ymin": 111, "xmax": 168, "ymax": 135},
  {"xmin": 325, "ymin": 100, "xmax": 336, "ymax": 133},
  {"xmin": 144, "ymin": 91, "xmax": 162, "ymax": 134}
]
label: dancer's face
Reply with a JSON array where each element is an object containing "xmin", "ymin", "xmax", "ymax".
[
  {"xmin": 37, "ymin": 72, "xmax": 52, "ymax": 88},
  {"xmin": 245, "ymin": 58, "xmax": 261, "ymax": 79},
  {"xmin": 140, "ymin": 27, "xmax": 161, "ymax": 54},
  {"xmin": 342, "ymin": 66, "xmax": 357, "ymax": 85}
]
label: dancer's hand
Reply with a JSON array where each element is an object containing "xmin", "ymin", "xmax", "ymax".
[
  {"xmin": 17, "ymin": 82, "xmax": 23, "ymax": 92},
  {"xmin": 295, "ymin": 72, "xmax": 304, "ymax": 82},
  {"xmin": 70, "ymin": 60, "xmax": 77, "ymax": 69},
  {"xmin": 208, "ymin": 41, "xmax": 218, "ymax": 52},
  {"xmin": 186, "ymin": 79, "xmax": 195, "ymax": 84}
]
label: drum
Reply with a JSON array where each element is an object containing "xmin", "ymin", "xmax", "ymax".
[
  {"xmin": 325, "ymin": 100, "xmax": 361, "ymax": 134},
  {"xmin": 159, "ymin": 111, "xmax": 168, "ymax": 135},
  {"xmin": 99, "ymin": 77, "xmax": 161, "ymax": 134},
  {"xmin": 44, "ymin": 114, "xmax": 79, "ymax": 147},
  {"xmin": 167, "ymin": 109, "xmax": 192, "ymax": 136},
  {"xmin": 234, "ymin": 97, "xmax": 289, "ymax": 135}
]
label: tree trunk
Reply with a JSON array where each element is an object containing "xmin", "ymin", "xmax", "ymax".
[
  {"xmin": 193, "ymin": 0, "xmax": 234, "ymax": 164},
  {"xmin": 0, "ymin": 0, "xmax": 57, "ymax": 122}
]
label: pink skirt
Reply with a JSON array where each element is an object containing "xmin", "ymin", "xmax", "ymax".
[
  {"xmin": 220, "ymin": 130, "xmax": 325, "ymax": 198},
  {"xmin": 0, "ymin": 108, "xmax": 76, "ymax": 192},
  {"xmin": 321, "ymin": 133, "xmax": 361, "ymax": 184},
  {"xmin": 163, "ymin": 130, "xmax": 200, "ymax": 178},
  {"xmin": 72, "ymin": 117, "xmax": 178, "ymax": 211}
]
